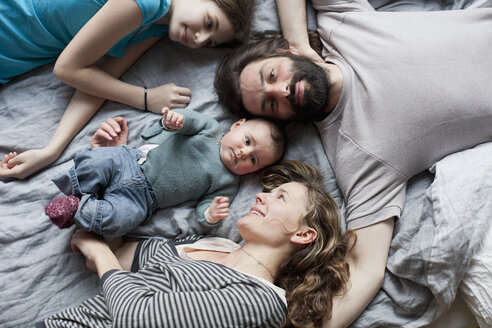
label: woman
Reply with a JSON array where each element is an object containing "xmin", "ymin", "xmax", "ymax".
[
  {"xmin": 0, "ymin": 0, "xmax": 254, "ymax": 179},
  {"xmin": 39, "ymin": 160, "xmax": 353, "ymax": 328}
]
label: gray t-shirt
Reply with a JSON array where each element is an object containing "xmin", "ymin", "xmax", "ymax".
[{"xmin": 313, "ymin": 0, "xmax": 492, "ymax": 229}]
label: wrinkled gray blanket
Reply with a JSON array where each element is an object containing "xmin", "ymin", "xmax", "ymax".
[
  {"xmin": 1, "ymin": 0, "xmax": 491, "ymax": 327},
  {"xmin": 356, "ymin": 143, "xmax": 492, "ymax": 327}
]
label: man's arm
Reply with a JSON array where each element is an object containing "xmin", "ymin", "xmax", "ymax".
[
  {"xmin": 275, "ymin": 0, "xmax": 324, "ymax": 63},
  {"xmin": 324, "ymin": 218, "xmax": 395, "ymax": 327}
]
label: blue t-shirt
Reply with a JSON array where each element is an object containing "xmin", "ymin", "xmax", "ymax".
[{"xmin": 0, "ymin": 0, "xmax": 170, "ymax": 83}]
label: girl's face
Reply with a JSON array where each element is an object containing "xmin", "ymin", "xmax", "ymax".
[
  {"xmin": 168, "ymin": 0, "xmax": 234, "ymax": 48},
  {"xmin": 238, "ymin": 182, "xmax": 310, "ymax": 247}
]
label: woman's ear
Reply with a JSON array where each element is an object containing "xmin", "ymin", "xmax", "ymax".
[{"xmin": 290, "ymin": 226, "xmax": 317, "ymax": 245}]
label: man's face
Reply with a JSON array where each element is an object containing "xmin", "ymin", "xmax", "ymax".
[{"xmin": 239, "ymin": 54, "xmax": 329, "ymax": 121}]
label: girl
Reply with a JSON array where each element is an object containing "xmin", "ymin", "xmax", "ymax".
[
  {"xmin": 39, "ymin": 160, "xmax": 354, "ymax": 327},
  {"xmin": 0, "ymin": 0, "xmax": 254, "ymax": 179}
]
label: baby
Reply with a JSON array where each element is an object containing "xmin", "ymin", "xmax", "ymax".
[{"xmin": 45, "ymin": 108, "xmax": 285, "ymax": 239}]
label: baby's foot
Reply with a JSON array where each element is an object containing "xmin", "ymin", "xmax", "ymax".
[{"xmin": 45, "ymin": 195, "xmax": 80, "ymax": 229}]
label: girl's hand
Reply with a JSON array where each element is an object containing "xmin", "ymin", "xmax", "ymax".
[
  {"xmin": 207, "ymin": 196, "xmax": 230, "ymax": 224},
  {"xmin": 0, "ymin": 149, "xmax": 57, "ymax": 179},
  {"xmin": 147, "ymin": 83, "xmax": 191, "ymax": 114},
  {"xmin": 90, "ymin": 117, "xmax": 129, "ymax": 148},
  {"xmin": 161, "ymin": 107, "xmax": 184, "ymax": 130}
]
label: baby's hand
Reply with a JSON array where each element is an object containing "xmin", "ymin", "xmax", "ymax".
[
  {"xmin": 161, "ymin": 107, "xmax": 184, "ymax": 130},
  {"xmin": 91, "ymin": 117, "xmax": 128, "ymax": 149},
  {"xmin": 207, "ymin": 196, "xmax": 230, "ymax": 224}
]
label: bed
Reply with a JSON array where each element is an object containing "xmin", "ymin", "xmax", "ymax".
[{"xmin": 1, "ymin": 0, "xmax": 491, "ymax": 327}]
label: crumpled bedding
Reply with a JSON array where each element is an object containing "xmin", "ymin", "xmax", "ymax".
[
  {"xmin": 0, "ymin": 0, "xmax": 490, "ymax": 327},
  {"xmin": 354, "ymin": 143, "xmax": 492, "ymax": 327}
]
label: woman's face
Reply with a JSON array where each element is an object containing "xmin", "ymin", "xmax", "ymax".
[
  {"xmin": 168, "ymin": 0, "xmax": 234, "ymax": 48},
  {"xmin": 238, "ymin": 182, "xmax": 309, "ymax": 246}
]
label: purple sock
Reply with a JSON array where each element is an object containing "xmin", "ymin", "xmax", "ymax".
[{"xmin": 45, "ymin": 195, "xmax": 80, "ymax": 229}]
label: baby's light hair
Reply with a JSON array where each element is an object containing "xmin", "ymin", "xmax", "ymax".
[{"xmin": 246, "ymin": 118, "xmax": 286, "ymax": 164}]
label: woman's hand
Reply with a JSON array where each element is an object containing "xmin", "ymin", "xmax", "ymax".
[
  {"xmin": 147, "ymin": 84, "xmax": 191, "ymax": 114},
  {"xmin": 0, "ymin": 148, "xmax": 58, "ymax": 179},
  {"xmin": 71, "ymin": 229, "xmax": 108, "ymax": 260},
  {"xmin": 71, "ymin": 229, "xmax": 123, "ymax": 277},
  {"xmin": 90, "ymin": 117, "xmax": 129, "ymax": 148}
]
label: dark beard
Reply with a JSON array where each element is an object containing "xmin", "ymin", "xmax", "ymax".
[{"xmin": 288, "ymin": 55, "xmax": 330, "ymax": 122}]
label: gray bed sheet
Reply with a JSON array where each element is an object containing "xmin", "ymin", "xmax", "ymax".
[{"xmin": 1, "ymin": 0, "xmax": 491, "ymax": 327}]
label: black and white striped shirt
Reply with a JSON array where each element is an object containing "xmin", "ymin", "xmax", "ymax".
[{"xmin": 43, "ymin": 236, "xmax": 287, "ymax": 327}]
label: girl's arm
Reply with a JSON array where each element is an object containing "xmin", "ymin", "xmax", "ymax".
[
  {"xmin": 54, "ymin": 0, "xmax": 190, "ymax": 112},
  {"xmin": 275, "ymin": 0, "xmax": 324, "ymax": 63},
  {"xmin": 0, "ymin": 36, "xmax": 160, "ymax": 180},
  {"xmin": 323, "ymin": 218, "xmax": 394, "ymax": 327}
]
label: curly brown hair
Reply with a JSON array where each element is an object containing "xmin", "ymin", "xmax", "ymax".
[{"xmin": 261, "ymin": 160, "xmax": 354, "ymax": 328}]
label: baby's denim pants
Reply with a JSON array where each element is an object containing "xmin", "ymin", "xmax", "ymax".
[{"xmin": 52, "ymin": 145, "xmax": 157, "ymax": 240}]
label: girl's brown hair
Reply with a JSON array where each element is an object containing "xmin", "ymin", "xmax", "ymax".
[
  {"xmin": 261, "ymin": 160, "xmax": 354, "ymax": 328},
  {"xmin": 212, "ymin": 0, "xmax": 256, "ymax": 41}
]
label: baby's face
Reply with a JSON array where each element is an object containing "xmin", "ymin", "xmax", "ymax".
[{"xmin": 219, "ymin": 120, "xmax": 278, "ymax": 175}]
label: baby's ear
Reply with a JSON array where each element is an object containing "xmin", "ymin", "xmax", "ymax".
[{"xmin": 230, "ymin": 118, "xmax": 246, "ymax": 130}]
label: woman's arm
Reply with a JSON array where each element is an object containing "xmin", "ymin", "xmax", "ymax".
[
  {"xmin": 71, "ymin": 233, "xmax": 284, "ymax": 326},
  {"xmin": 71, "ymin": 229, "xmax": 123, "ymax": 278},
  {"xmin": 323, "ymin": 218, "xmax": 394, "ymax": 327},
  {"xmin": 275, "ymin": 0, "xmax": 324, "ymax": 63},
  {"xmin": 101, "ymin": 265, "xmax": 285, "ymax": 327},
  {"xmin": 73, "ymin": 230, "xmax": 139, "ymax": 273}
]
